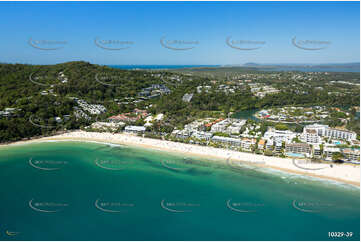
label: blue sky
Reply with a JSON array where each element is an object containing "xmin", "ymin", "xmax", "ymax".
[{"xmin": 0, "ymin": 1, "xmax": 359, "ymax": 65}]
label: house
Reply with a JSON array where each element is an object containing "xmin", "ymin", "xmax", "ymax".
[
  {"xmin": 172, "ymin": 129, "xmax": 191, "ymax": 139},
  {"xmin": 274, "ymin": 141, "xmax": 283, "ymax": 153},
  {"xmin": 182, "ymin": 93, "xmax": 194, "ymax": 102},
  {"xmin": 184, "ymin": 120, "xmax": 207, "ymax": 132},
  {"xmin": 197, "ymin": 85, "xmax": 211, "ymax": 93},
  {"xmin": 63, "ymin": 115, "xmax": 71, "ymax": 121},
  {"xmin": 155, "ymin": 113, "xmax": 164, "ymax": 121},
  {"xmin": 350, "ymin": 140, "xmax": 360, "ymax": 146},
  {"xmin": 144, "ymin": 122, "xmax": 153, "ymax": 127},
  {"xmin": 323, "ymin": 146, "xmax": 341, "ymax": 161},
  {"xmin": 258, "ymin": 139, "xmax": 266, "ymax": 150},
  {"xmin": 0, "ymin": 108, "xmax": 20, "ymax": 118},
  {"xmin": 313, "ymin": 144, "xmax": 322, "ymax": 157},
  {"xmin": 265, "ymin": 139, "xmax": 274, "ymax": 150},
  {"xmin": 134, "ymin": 108, "xmax": 147, "ymax": 115},
  {"xmin": 342, "ymin": 148, "xmax": 360, "ymax": 163},
  {"xmin": 55, "ymin": 117, "xmax": 62, "ymax": 123},
  {"xmin": 241, "ymin": 138, "xmax": 256, "ymax": 151}
]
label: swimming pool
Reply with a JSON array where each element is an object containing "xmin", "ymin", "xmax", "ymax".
[{"xmin": 285, "ymin": 152, "xmax": 305, "ymax": 158}]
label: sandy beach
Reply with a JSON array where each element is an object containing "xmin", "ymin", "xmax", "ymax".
[{"xmin": 1, "ymin": 130, "xmax": 360, "ymax": 187}]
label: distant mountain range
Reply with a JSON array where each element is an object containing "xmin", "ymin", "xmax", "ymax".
[
  {"xmin": 242, "ymin": 62, "xmax": 360, "ymax": 68},
  {"xmin": 222, "ymin": 62, "xmax": 360, "ymax": 72}
]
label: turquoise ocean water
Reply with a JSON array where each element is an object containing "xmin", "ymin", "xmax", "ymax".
[{"xmin": 0, "ymin": 141, "xmax": 359, "ymax": 241}]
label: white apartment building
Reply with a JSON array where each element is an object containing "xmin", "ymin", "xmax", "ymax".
[
  {"xmin": 285, "ymin": 143, "xmax": 311, "ymax": 156},
  {"xmin": 241, "ymin": 138, "xmax": 256, "ymax": 151},
  {"xmin": 184, "ymin": 120, "xmax": 206, "ymax": 132},
  {"xmin": 226, "ymin": 119, "xmax": 246, "ymax": 134},
  {"xmin": 211, "ymin": 119, "xmax": 232, "ymax": 133},
  {"xmin": 304, "ymin": 124, "xmax": 329, "ymax": 136},
  {"xmin": 300, "ymin": 128, "xmax": 320, "ymax": 144},
  {"xmin": 263, "ymin": 127, "xmax": 296, "ymax": 143},
  {"xmin": 191, "ymin": 131, "xmax": 213, "ymax": 141},
  {"xmin": 124, "ymin": 125, "xmax": 146, "ymax": 134},
  {"xmin": 304, "ymin": 124, "xmax": 356, "ymax": 141},
  {"xmin": 324, "ymin": 128, "xmax": 356, "ymax": 141},
  {"xmin": 211, "ymin": 136, "xmax": 242, "ymax": 146}
]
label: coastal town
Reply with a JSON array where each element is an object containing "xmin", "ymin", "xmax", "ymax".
[
  {"xmin": 256, "ymin": 106, "xmax": 352, "ymax": 123},
  {"xmin": 88, "ymin": 106, "xmax": 360, "ymax": 164},
  {"xmin": 1, "ymin": 64, "xmax": 360, "ymax": 166},
  {"xmin": 0, "ymin": 2, "xmax": 360, "ymax": 241}
]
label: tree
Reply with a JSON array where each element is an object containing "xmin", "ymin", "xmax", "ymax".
[
  {"xmin": 264, "ymin": 150, "xmax": 273, "ymax": 156},
  {"xmin": 292, "ymin": 137, "xmax": 301, "ymax": 143},
  {"xmin": 332, "ymin": 152, "xmax": 344, "ymax": 162},
  {"xmin": 275, "ymin": 123, "xmax": 289, "ymax": 130}
]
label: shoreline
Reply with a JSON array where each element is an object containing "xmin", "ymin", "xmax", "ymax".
[{"xmin": 1, "ymin": 130, "xmax": 360, "ymax": 187}]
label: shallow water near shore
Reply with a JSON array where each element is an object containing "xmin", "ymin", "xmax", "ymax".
[{"xmin": 0, "ymin": 141, "xmax": 359, "ymax": 241}]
